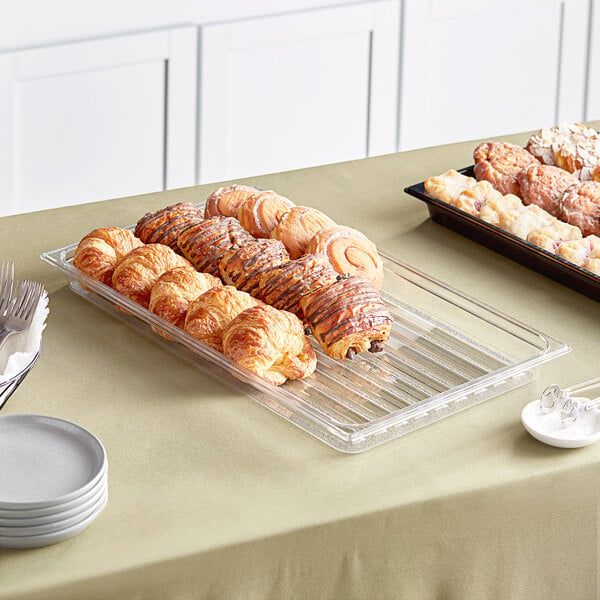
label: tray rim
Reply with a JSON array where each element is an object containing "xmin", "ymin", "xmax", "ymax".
[{"xmin": 40, "ymin": 233, "xmax": 570, "ymax": 451}]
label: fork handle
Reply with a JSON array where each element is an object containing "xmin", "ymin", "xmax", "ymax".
[{"xmin": 0, "ymin": 330, "xmax": 14, "ymax": 351}]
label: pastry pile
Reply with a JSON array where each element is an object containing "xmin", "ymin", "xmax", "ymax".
[
  {"xmin": 424, "ymin": 123, "xmax": 600, "ymax": 276},
  {"xmin": 73, "ymin": 186, "xmax": 392, "ymax": 385}
]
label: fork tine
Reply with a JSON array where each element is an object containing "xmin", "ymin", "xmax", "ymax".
[
  {"xmin": 0, "ymin": 261, "xmax": 15, "ymax": 312},
  {"xmin": 20, "ymin": 282, "xmax": 43, "ymax": 320}
]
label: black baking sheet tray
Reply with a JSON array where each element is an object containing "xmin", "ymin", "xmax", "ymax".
[{"xmin": 404, "ymin": 166, "xmax": 600, "ymax": 302}]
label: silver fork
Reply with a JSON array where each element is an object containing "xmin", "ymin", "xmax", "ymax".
[
  {"xmin": 0, "ymin": 261, "xmax": 15, "ymax": 315},
  {"xmin": 0, "ymin": 280, "xmax": 44, "ymax": 350}
]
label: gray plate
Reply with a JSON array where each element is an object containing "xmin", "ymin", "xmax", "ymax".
[{"xmin": 0, "ymin": 414, "xmax": 106, "ymax": 509}]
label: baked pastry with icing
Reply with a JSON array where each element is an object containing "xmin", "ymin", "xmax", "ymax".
[
  {"xmin": 219, "ymin": 239, "xmax": 289, "ymax": 297},
  {"xmin": 258, "ymin": 253, "xmax": 338, "ymax": 319},
  {"xmin": 517, "ymin": 164, "xmax": 579, "ymax": 216},
  {"xmin": 453, "ymin": 180, "xmax": 503, "ymax": 217},
  {"xmin": 526, "ymin": 222, "xmax": 582, "ymax": 254},
  {"xmin": 177, "ymin": 216, "xmax": 255, "ymax": 277},
  {"xmin": 270, "ymin": 206, "xmax": 336, "ymax": 259},
  {"xmin": 184, "ymin": 285, "xmax": 261, "ymax": 352},
  {"xmin": 473, "ymin": 141, "xmax": 539, "ymax": 196},
  {"xmin": 583, "ymin": 249, "xmax": 600, "ymax": 275},
  {"xmin": 149, "ymin": 267, "xmax": 222, "ymax": 338},
  {"xmin": 73, "ymin": 226, "xmax": 143, "ymax": 286},
  {"xmin": 112, "ymin": 244, "xmax": 192, "ymax": 308},
  {"xmin": 300, "ymin": 275, "xmax": 393, "ymax": 359},
  {"xmin": 558, "ymin": 181, "xmax": 600, "ymax": 236},
  {"xmin": 237, "ymin": 190, "xmax": 294, "ymax": 238},
  {"xmin": 478, "ymin": 194, "xmax": 523, "ymax": 226},
  {"xmin": 424, "ymin": 170, "xmax": 477, "ymax": 205},
  {"xmin": 497, "ymin": 204, "xmax": 556, "ymax": 239},
  {"xmin": 557, "ymin": 235, "xmax": 600, "ymax": 266},
  {"xmin": 306, "ymin": 226, "xmax": 384, "ymax": 288},
  {"xmin": 134, "ymin": 203, "xmax": 203, "ymax": 251},
  {"xmin": 222, "ymin": 304, "xmax": 317, "ymax": 386},
  {"xmin": 204, "ymin": 185, "xmax": 261, "ymax": 218}
]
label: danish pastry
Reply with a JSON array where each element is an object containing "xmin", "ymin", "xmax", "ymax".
[
  {"xmin": 258, "ymin": 253, "xmax": 338, "ymax": 319},
  {"xmin": 204, "ymin": 185, "xmax": 260, "ymax": 218},
  {"xmin": 478, "ymin": 194, "xmax": 523, "ymax": 226},
  {"xmin": 134, "ymin": 202, "xmax": 203, "ymax": 251},
  {"xmin": 300, "ymin": 275, "xmax": 393, "ymax": 360},
  {"xmin": 453, "ymin": 180, "xmax": 503, "ymax": 217},
  {"xmin": 237, "ymin": 190, "xmax": 294, "ymax": 238},
  {"xmin": 517, "ymin": 164, "xmax": 578, "ymax": 216},
  {"xmin": 219, "ymin": 239, "xmax": 289, "ymax": 297},
  {"xmin": 526, "ymin": 222, "xmax": 582, "ymax": 254},
  {"xmin": 112, "ymin": 244, "xmax": 192, "ymax": 308},
  {"xmin": 497, "ymin": 204, "xmax": 556, "ymax": 240},
  {"xmin": 558, "ymin": 181, "xmax": 600, "ymax": 236},
  {"xmin": 306, "ymin": 226, "xmax": 384, "ymax": 288},
  {"xmin": 222, "ymin": 304, "xmax": 317, "ymax": 386},
  {"xmin": 149, "ymin": 267, "xmax": 222, "ymax": 338},
  {"xmin": 184, "ymin": 285, "xmax": 261, "ymax": 352},
  {"xmin": 473, "ymin": 141, "xmax": 539, "ymax": 196},
  {"xmin": 177, "ymin": 217, "xmax": 255, "ymax": 277},
  {"xmin": 584, "ymin": 249, "xmax": 600, "ymax": 275},
  {"xmin": 424, "ymin": 170, "xmax": 477, "ymax": 205},
  {"xmin": 73, "ymin": 226, "xmax": 143, "ymax": 286},
  {"xmin": 270, "ymin": 206, "xmax": 336, "ymax": 259},
  {"xmin": 557, "ymin": 235, "xmax": 600, "ymax": 266}
]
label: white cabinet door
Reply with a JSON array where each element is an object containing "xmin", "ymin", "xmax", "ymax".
[
  {"xmin": 586, "ymin": 0, "xmax": 600, "ymax": 120},
  {"xmin": 0, "ymin": 27, "xmax": 197, "ymax": 217},
  {"xmin": 399, "ymin": 0, "xmax": 589, "ymax": 151},
  {"xmin": 198, "ymin": 1, "xmax": 400, "ymax": 183}
]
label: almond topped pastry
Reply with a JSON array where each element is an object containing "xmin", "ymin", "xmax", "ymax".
[
  {"xmin": 517, "ymin": 164, "xmax": 579, "ymax": 217},
  {"xmin": 204, "ymin": 184, "xmax": 261, "ymax": 218},
  {"xmin": 473, "ymin": 141, "xmax": 539, "ymax": 196}
]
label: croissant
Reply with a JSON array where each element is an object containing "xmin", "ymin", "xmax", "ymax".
[
  {"xmin": 73, "ymin": 227, "xmax": 144, "ymax": 286},
  {"xmin": 184, "ymin": 285, "xmax": 261, "ymax": 351},
  {"xmin": 300, "ymin": 275, "xmax": 393, "ymax": 359},
  {"xmin": 237, "ymin": 190, "xmax": 294, "ymax": 238},
  {"xmin": 112, "ymin": 244, "xmax": 192, "ymax": 308},
  {"xmin": 134, "ymin": 202, "xmax": 204, "ymax": 251},
  {"xmin": 306, "ymin": 226, "xmax": 384, "ymax": 289},
  {"xmin": 149, "ymin": 267, "xmax": 222, "ymax": 338},
  {"xmin": 219, "ymin": 239, "xmax": 289, "ymax": 298},
  {"xmin": 270, "ymin": 206, "xmax": 336, "ymax": 259},
  {"xmin": 177, "ymin": 217, "xmax": 255, "ymax": 277},
  {"xmin": 257, "ymin": 253, "xmax": 338, "ymax": 319},
  {"xmin": 204, "ymin": 184, "xmax": 260, "ymax": 218},
  {"xmin": 222, "ymin": 304, "xmax": 317, "ymax": 385}
]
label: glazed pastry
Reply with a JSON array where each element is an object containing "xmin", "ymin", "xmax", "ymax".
[
  {"xmin": 270, "ymin": 206, "xmax": 336, "ymax": 259},
  {"xmin": 306, "ymin": 226, "xmax": 384, "ymax": 289},
  {"xmin": 453, "ymin": 180, "xmax": 503, "ymax": 217},
  {"xmin": 149, "ymin": 267, "xmax": 222, "ymax": 338},
  {"xmin": 112, "ymin": 244, "xmax": 192, "ymax": 308},
  {"xmin": 204, "ymin": 185, "xmax": 260, "ymax": 218},
  {"xmin": 258, "ymin": 253, "xmax": 338, "ymax": 319},
  {"xmin": 73, "ymin": 226, "xmax": 143, "ymax": 286},
  {"xmin": 184, "ymin": 285, "xmax": 261, "ymax": 352},
  {"xmin": 593, "ymin": 166, "xmax": 600, "ymax": 183},
  {"xmin": 557, "ymin": 235, "xmax": 600, "ymax": 266},
  {"xmin": 222, "ymin": 304, "xmax": 317, "ymax": 386},
  {"xmin": 526, "ymin": 123, "xmax": 600, "ymax": 179},
  {"xmin": 219, "ymin": 239, "xmax": 289, "ymax": 297},
  {"xmin": 583, "ymin": 249, "xmax": 600, "ymax": 275},
  {"xmin": 300, "ymin": 275, "xmax": 393, "ymax": 360},
  {"xmin": 177, "ymin": 216, "xmax": 255, "ymax": 277},
  {"xmin": 517, "ymin": 164, "xmax": 579, "ymax": 216},
  {"xmin": 558, "ymin": 181, "xmax": 600, "ymax": 236},
  {"xmin": 478, "ymin": 194, "xmax": 523, "ymax": 226},
  {"xmin": 526, "ymin": 222, "xmax": 582, "ymax": 254},
  {"xmin": 497, "ymin": 204, "xmax": 556, "ymax": 240},
  {"xmin": 134, "ymin": 203, "xmax": 204, "ymax": 251},
  {"xmin": 237, "ymin": 190, "xmax": 295, "ymax": 238},
  {"xmin": 424, "ymin": 170, "xmax": 478, "ymax": 205},
  {"xmin": 473, "ymin": 141, "xmax": 539, "ymax": 196}
]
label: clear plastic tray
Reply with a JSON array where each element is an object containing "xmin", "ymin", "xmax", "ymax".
[{"xmin": 41, "ymin": 241, "xmax": 569, "ymax": 453}]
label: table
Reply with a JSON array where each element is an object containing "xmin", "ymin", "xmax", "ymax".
[{"xmin": 1, "ymin": 127, "xmax": 599, "ymax": 599}]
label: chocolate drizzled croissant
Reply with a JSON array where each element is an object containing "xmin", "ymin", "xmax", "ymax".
[
  {"xmin": 299, "ymin": 275, "xmax": 392, "ymax": 359},
  {"xmin": 134, "ymin": 202, "xmax": 204, "ymax": 251},
  {"xmin": 177, "ymin": 216, "xmax": 255, "ymax": 277}
]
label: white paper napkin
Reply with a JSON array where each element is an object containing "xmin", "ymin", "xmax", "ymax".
[{"xmin": 0, "ymin": 289, "xmax": 49, "ymax": 381}]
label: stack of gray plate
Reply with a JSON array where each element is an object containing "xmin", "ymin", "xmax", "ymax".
[{"xmin": 0, "ymin": 414, "xmax": 107, "ymax": 549}]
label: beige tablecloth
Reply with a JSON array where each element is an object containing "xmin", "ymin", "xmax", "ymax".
[{"xmin": 1, "ymin": 127, "xmax": 599, "ymax": 599}]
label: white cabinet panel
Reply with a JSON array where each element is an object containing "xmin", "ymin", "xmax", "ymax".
[
  {"xmin": 586, "ymin": 0, "xmax": 600, "ymax": 120},
  {"xmin": 199, "ymin": 1, "xmax": 400, "ymax": 183},
  {"xmin": 0, "ymin": 27, "xmax": 197, "ymax": 217},
  {"xmin": 399, "ymin": 0, "xmax": 589, "ymax": 151}
]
